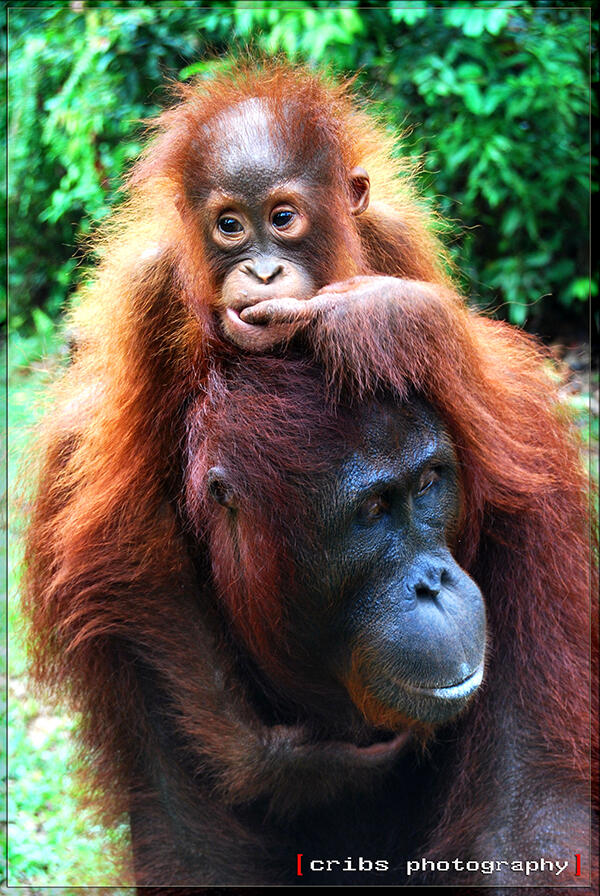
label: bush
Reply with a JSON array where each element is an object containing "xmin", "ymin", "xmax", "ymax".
[{"xmin": 6, "ymin": 2, "xmax": 593, "ymax": 338}]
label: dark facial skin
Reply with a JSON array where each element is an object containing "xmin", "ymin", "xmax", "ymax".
[
  {"xmin": 208, "ymin": 398, "xmax": 486, "ymax": 744},
  {"xmin": 317, "ymin": 401, "xmax": 486, "ymax": 727},
  {"xmin": 197, "ymin": 99, "xmax": 370, "ymax": 351}
]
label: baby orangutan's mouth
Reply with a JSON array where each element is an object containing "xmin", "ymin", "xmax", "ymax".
[
  {"xmin": 231, "ymin": 289, "xmax": 275, "ymax": 310},
  {"xmin": 224, "ymin": 305, "xmax": 259, "ymax": 332}
]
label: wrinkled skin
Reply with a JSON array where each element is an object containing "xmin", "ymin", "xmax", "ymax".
[{"xmin": 207, "ymin": 397, "xmax": 486, "ymax": 735}]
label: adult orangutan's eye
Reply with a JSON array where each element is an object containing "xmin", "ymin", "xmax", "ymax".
[
  {"xmin": 416, "ymin": 467, "xmax": 441, "ymax": 497},
  {"xmin": 358, "ymin": 494, "xmax": 391, "ymax": 523}
]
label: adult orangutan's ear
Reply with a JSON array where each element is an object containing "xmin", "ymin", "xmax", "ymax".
[
  {"xmin": 349, "ymin": 166, "xmax": 370, "ymax": 216},
  {"xmin": 207, "ymin": 466, "xmax": 237, "ymax": 510}
]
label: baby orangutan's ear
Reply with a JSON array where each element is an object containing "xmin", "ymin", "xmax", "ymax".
[{"xmin": 349, "ymin": 167, "xmax": 370, "ymax": 216}]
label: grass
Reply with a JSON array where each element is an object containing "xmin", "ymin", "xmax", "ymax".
[{"xmin": 6, "ymin": 331, "xmax": 133, "ymax": 889}]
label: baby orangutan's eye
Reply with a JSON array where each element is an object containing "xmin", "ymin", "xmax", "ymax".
[
  {"xmin": 271, "ymin": 209, "xmax": 295, "ymax": 229},
  {"xmin": 218, "ymin": 216, "xmax": 244, "ymax": 235}
]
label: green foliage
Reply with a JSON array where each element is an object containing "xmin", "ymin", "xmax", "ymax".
[
  {"xmin": 7, "ymin": 3, "xmax": 591, "ymax": 336},
  {"xmin": 6, "ymin": 357, "xmax": 129, "ymax": 886},
  {"xmin": 8, "ymin": 695, "xmax": 128, "ymax": 885}
]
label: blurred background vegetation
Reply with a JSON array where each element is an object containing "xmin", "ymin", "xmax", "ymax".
[{"xmin": 3, "ymin": 1, "xmax": 596, "ymax": 890}]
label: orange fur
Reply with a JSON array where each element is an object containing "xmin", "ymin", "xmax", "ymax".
[{"xmin": 22, "ymin": 60, "xmax": 597, "ymax": 887}]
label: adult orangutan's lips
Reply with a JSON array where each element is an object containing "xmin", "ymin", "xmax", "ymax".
[{"xmin": 402, "ymin": 662, "xmax": 484, "ymax": 700}]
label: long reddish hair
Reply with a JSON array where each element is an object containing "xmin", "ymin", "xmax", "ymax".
[{"xmin": 22, "ymin": 61, "xmax": 596, "ymax": 861}]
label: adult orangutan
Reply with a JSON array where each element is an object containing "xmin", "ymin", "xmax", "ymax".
[{"xmin": 23, "ymin": 61, "xmax": 596, "ymax": 888}]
